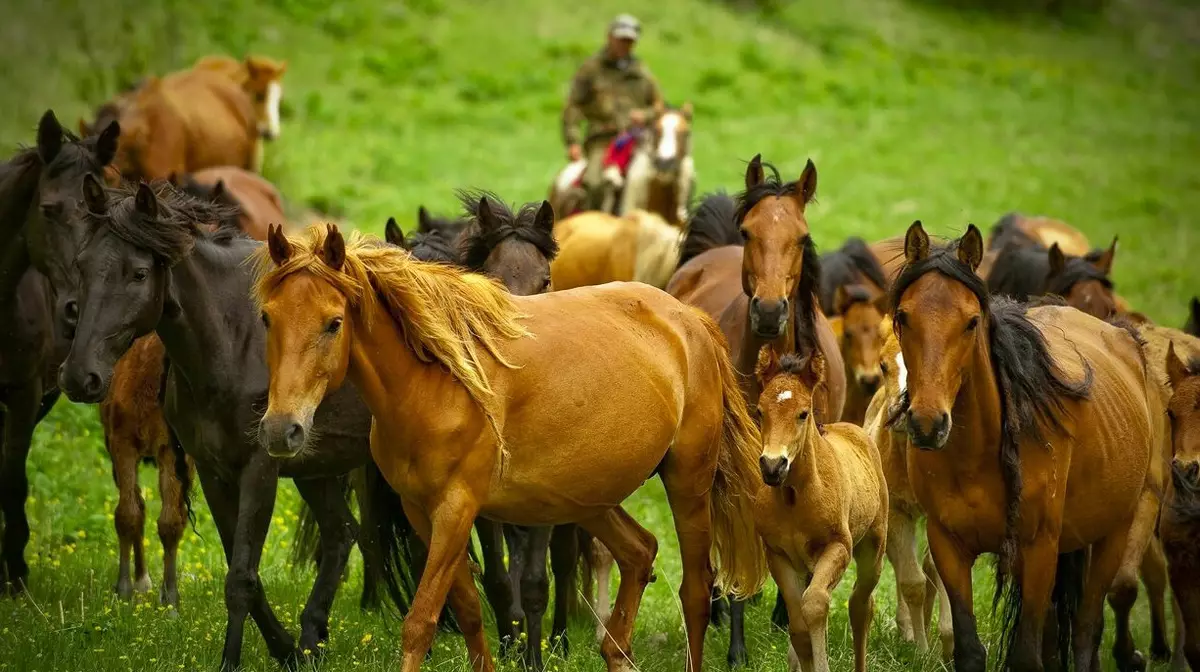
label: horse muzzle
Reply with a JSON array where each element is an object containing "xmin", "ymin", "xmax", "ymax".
[
  {"xmin": 750, "ymin": 296, "xmax": 789, "ymax": 340},
  {"xmin": 259, "ymin": 414, "xmax": 310, "ymax": 458},
  {"xmin": 906, "ymin": 409, "xmax": 951, "ymax": 451},
  {"xmin": 58, "ymin": 361, "xmax": 108, "ymax": 404},
  {"xmin": 759, "ymin": 455, "xmax": 791, "ymax": 486},
  {"xmin": 855, "ymin": 370, "xmax": 882, "ymax": 395},
  {"xmin": 1173, "ymin": 458, "xmax": 1200, "ymax": 491}
]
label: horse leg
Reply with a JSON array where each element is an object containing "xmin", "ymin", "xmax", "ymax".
[
  {"xmin": 548, "ymin": 524, "xmax": 578, "ymax": 656},
  {"xmin": 293, "ymin": 477, "xmax": 357, "ymax": 657},
  {"xmin": 849, "ymin": 533, "xmax": 884, "ymax": 672},
  {"xmin": 1108, "ymin": 487, "xmax": 1159, "ymax": 672},
  {"xmin": 1006, "ymin": 535, "xmax": 1059, "ymax": 672},
  {"xmin": 106, "ymin": 427, "xmax": 146, "ymax": 600},
  {"xmin": 579, "ymin": 505, "xmax": 658, "ymax": 672},
  {"xmin": 923, "ymin": 549, "xmax": 954, "ymax": 661},
  {"xmin": 768, "ymin": 549, "xmax": 813, "ymax": 672},
  {"xmin": 886, "ymin": 508, "xmax": 926, "ymax": 649},
  {"xmin": 0, "ymin": 383, "xmax": 41, "ymax": 596},
  {"xmin": 197, "ymin": 462, "xmax": 297, "ymax": 671},
  {"xmin": 1139, "ymin": 537, "xmax": 1171, "ymax": 662},
  {"xmin": 674, "ymin": 155, "xmax": 696, "ymax": 224},
  {"xmin": 727, "ymin": 597, "xmax": 749, "ymax": 668},
  {"xmin": 709, "ymin": 587, "xmax": 730, "ymax": 627},
  {"xmin": 800, "ymin": 543, "xmax": 851, "ymax": 672},
  {"xmin": 591, "ymin": 536, "xmax": 615, "ymax": 645},
  {"xmin": 772, "ymin": 590, "xmax": 789, "ymax": 629},
  {"xmin": 1075, "ymin": 529, "xmax": 1134, "ymax": 672},
  {"xmin": 154, "ymin": 435, "xmax": 189, "ymax": 609},
  {"xmin": 1166, "ymin": 551, "xmax": 1200, "ymax": 672},
  {"xmin": 398, "ymin": 493, "xmax": 491, "ymax": 672},
  {"xmin": 518, "ymin": 526, "xmax": 553, "ymax": 671},
  {"xmin": 927, "ymin": 520, "xmax": 985, "ymax": 672},
  {"xmin": 352, "ymin": 468, "xmax": 382, "ymax": 611},
  {"xmin": 475, "ymin": 519, "xmax": 517, "ymax": 654}
]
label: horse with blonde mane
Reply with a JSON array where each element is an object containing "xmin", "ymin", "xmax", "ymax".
[
  {"xmin": 256, "ymin": 223, "xmax": 766, "ymax": 672},
  {"xmin": 550, "ymin": 209, "xmax": 683, "ymax": 291}
]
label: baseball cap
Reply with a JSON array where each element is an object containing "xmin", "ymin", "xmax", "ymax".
[{"xmin": 609, "ymin": 14, "xmax": 641, "ymax": 40}]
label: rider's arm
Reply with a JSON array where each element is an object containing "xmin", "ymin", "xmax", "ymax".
[
  {"xmin": 633, "ymin": 69, "xmax": 665, "ymax": 126},
  {"xmin": 562, "ymin": 65, "xmax": 592, "ymax": 148}
]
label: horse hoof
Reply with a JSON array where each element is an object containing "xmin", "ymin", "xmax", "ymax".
[
  {"xmin": 1128, "ymin": 650, "xmax": 1147, "ymax": 672},
  {"xmin": 1151, "ymin": 642, "xmax": 1172, "ymax": 662},
  {"xmin": 727, "ymin": 647, "xmax": 749, "ymax": 668},
  {"xmin": 133, "ymin": 575, "xmax": 153, "ymax": 593}
]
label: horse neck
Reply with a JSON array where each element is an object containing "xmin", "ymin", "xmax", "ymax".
[
  {"xmin": 156, "ymin": 238, "xmax": 265, "ymax": 395},
  {"xmin": 943, "ymin": 331, "xmax": 1004, "ymax": 468},
  {"xmin": 646, "ymin": 179, "xmax": 679, "ymax": 224}
]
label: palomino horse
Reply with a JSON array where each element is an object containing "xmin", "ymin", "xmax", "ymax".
[
  {"xmin": 619, "ymin": 103, "xmax": 695, "ymax": 226},
  {"xmin": 1164, "ymin": 342, "xmax": 1200, "ymax": 671},
  {"xmin": 550, "ymin": 209, "xmax": 683, "ymax": 291},
  {"xmin": 58, "ymin": 180, "xmax": 421, "ymax": 670},
  {"xmin": 194, "ymin": 55, "xmax": 288, "ymax": 141},
  {"xmin": 255, "ymin": 224, "xmax": 766, "ymax": 672},
  {"xmin": 666, "ymin": 157, "xmax": 846, "ymax": 666},
  {"xmin": 754, "ymin": 347, "xmax": 888, "ymax": 672},
  {"xmin": 986, "ymin": 236, "xmax": 1120, "ymax": 320},
  {"xmin": 891, "ymin": 221, "xmax": 1159, "ymax": 672},
  {"xmin": 175, "ymin": 166, "xmax": 287, "ymax": 240}
]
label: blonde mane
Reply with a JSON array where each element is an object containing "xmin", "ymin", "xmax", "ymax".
[{"xmin": 253, "ymin": 225, "xmax": 531, "ymax": 460}]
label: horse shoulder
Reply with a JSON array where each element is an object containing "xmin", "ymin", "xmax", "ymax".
[{"xmin": 827, "ymin": 424, "xmax": 888, "ymax": 540}]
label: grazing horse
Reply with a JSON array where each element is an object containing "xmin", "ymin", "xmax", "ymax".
[
  {"xmin": 1164, "ymin": 343, "xmax": 1200, "ymax": 671},
  {"xmin": 175, "ymin": 166, "xmax": 288, "ymax": 240},
  {"xmin": 754, "ymin": 347, "xmax": 887, "ymax": 672},
  {"xmin": 100, "ymin": 67, "xmax": 259, "ymax": 180},
  {"xmin": 255, "ymin": 224, "xmax": 767, "ymax": 672},
  {"xmin": 986, "ymin": 236, "xmax": 1120, "ymax": 320},
  {"xmin": 620, "ymin": 103, "xmax": 695, "ymax": 225},
  {"xmin": 1185, "ymin": 297, "xmax": 1199, "ymax": 337},
  {"xmin": 549, "ymin": 209, "xmax": 683, "ymax": 291},
  {"xmin": 58, "ymin": 180, "xmax": 420, "ymax": 671},
  {"xmin": 891, "ymin": 221, "xmax": 1159, "ymax": 672},
  {"xmin": 666, "ymin": 157, "xmax": 846, "ymax": 666}
]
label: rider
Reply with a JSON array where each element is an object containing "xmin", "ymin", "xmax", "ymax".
[{"xmin": 562, "ymin": 14, "xmax": 664, "ymax": 212}]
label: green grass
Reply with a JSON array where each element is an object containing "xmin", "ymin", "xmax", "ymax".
[{"xmin": 2, "ymin": 0, "xmax": 1198, "ymax": 670}]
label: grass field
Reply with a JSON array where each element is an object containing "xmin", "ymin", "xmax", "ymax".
[{"xmin": 2, "ymin": 0, "xmax": 1199, "ymax": 670}]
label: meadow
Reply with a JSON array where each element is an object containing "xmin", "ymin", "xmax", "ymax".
[{"xmin": 1, "ymin": 0, "xmax": 1198, "ymax": 669}]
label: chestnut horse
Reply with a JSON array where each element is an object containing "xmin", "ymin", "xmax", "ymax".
[
  {"xmin": 194, "ymin": 55, "xmax": 288, "ymax": 141},
  {"xmin": 754, "ymin": 347, "xmax": 888, "ymax": 672},
  {"xmin": 666, "ymin": 157, "xmax": 846, "ymax": 666},
  {"xmin": 256, "ymin": 224, "xmax": 766, "ymax": 672},
  {"xmin": 550, "ymin": 209, "xmax": 683, "ymax": 291},
  {"xmin": 176, "ymin": 166, "xmax": 287, "ymax": 240},
  {"xmin": 891, "ymin": 221, "xmax": 1160, "ymax": 672},
  {"xmin": 1164, "ymin": 343, "xmax": 1200, "ymax": 671}
]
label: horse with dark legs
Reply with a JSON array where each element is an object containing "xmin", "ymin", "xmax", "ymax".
[
  {"xmin": 1164, "ymin": 343, "xmax": 1200, "ymax": 672},
  {"xmin": 56, "ymin": 179, "xmax": 421, "ymax": 671},
  {"xmin": 890, "ymin": 221, "xmax": 1160, "ymax": 672},
  {"xmin": 665, "ymin": 156, "xmax": 846, "ymax": 667}
]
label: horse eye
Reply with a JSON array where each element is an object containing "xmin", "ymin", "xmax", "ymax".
[
  {"xmin": 966, "ymin": 316, "xmax": 980, "ymax": 331},
  {"xmin": 798, "ymin": 410, "xmax": 810, "ymax": 422},
  {"xmin": 895, "ymin": 311, "xmax": 908, "ymax": 328},
  {"xmin": 880, "ymin": 362, "xmax": 890, "ymax": 375},
  {"xmin": 255, "ymin": 92, "xmax": 266, "ymax": 102},
  {"xmin": 261, "ymin": 312, "xmax": 271, "ymax": 328},
  {"xmin": 132, "ymin": 268, "xmax": 149, "ymax": 282},
  {"xmin": 740, "ymin": 228, "xmax": 750, "ymax": 242},
  {"xmin": 325, "ymin": 317, "xmax": 343, "ymax": 334}
]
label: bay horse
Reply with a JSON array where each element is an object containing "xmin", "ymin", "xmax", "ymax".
[
  {"xmin": 1186, "ymin": 297, "xmax": 1200, "ymax": 337},
  {"xmin": 665, "ymin": 157, "xmax": 846, "ymax": 666},
  {"xmin": 891, "ymin": 221, "xmax": 1160, "ymax": 672},
  {"xmin": 986, "ymin": 212, "xmax": 1092, "ymax": 258},
  {"xmin": 986, "ymin": 236, "xmax": 1120, "ymax": 320},
  {"xmin": 255, "ymin": 223, "xmax": 767, "ymax": 672},
  {"xmin": 57, "ymin": 179, "xmax": 421, "ymax": 671},
  {"xmin": 550, "ymin": 209, "xmax": 683, "ymax": 291},
  {"xmin": 175, "ymin": 166, "xmax": 288, "ymax": 240},
  {"xmin": 1164, "ymin": 342, "xmax": 1200, "ymax": 671},
  {"xmin": 620, "ymin": 103, "xmax": 695, "ymax": 226},
  {"xmin": 754, "ymin": 347, "xmax": 887, "ymax": 672}
]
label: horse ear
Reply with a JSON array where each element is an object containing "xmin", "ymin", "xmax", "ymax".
[
  {"xmin": 477, "ymin": 196, "xmax": 500, "ymax": 232},
  {"xmin": 166, "ymin": 172, "xmax": 179, "ymax": 186},
  {"xmin": 267, "ymin": 223, "xmax": 293, "ymax": 266},
  {"xmin": 1167, "ymin": 342, "xmax": 1190, "ymax": 390},
  {"xmin": 796, "ymin": 159, "xmax": 817, "ymax": 206},
  {"xmin": 1047, "ymin": 243, "xmax": 1066, "ymax": 277},
  {"xmin": 832, "ymin": 285, "xmax": 850, "ymax": 316},
  {"xmin": 322, "ymin": 224, "xmax": 346, "ymax": 271},
  {"xmin": 534, "ymin": 200, "xmax": 555, "ymax": 234},
  {"xmin": 755, "ymin": 344, "xmax": 780, "ymax": 383},
  {"xmin": 903, "ymin": 220, "xmax": 929, "ymax": 265},
  {"xmin": 95, "ymin": 120, "xmax": 120, "ymax": 166},
  {"xmin": 134, "ymin": 183, "xmax": 159, "ymax": 219},
  {"xmin": 37, "ymin": 110, "xmax": 64, "ymax": 163},
  {"xmin": 417, "ymin": 205, "xmax": 433, "ymax": 234},
  {"xmin": 957, "ymin": 224, "xmax": 984, "ymax": 272},
  {"xmin": 1090, "ymin": 236, "xmax": 1117, "ymax": 275},
  {"xmin": 385, "ymin": 217, "xmax": 407, "ymax": 248},
  {"xmin": 744, "ymin": 154, "xmax": 764, "ymax": 191},
  {"xmin": 806, "ymin": 351, "xmax": 827, "ymax": 388},
  {"xmin": 277, "ymin": 60, "xmax": 288, "ymax": 75},
  {"xmin": 828, "ymin": 315, "xmax": 844, "ymax": 341},
  {"xmin": 78, "ymin": 118, "xmax": 92, "ymax": 137},
  {"xmin": 81, "ymin": 174, "xmax": 107, "ymax": 214},
  {"xmin": 211, "ymin": 180, "xmax": 227, "ymax": 201},
  {"xmin": 653, "ymin": 99, "xmax": 666, "ymax": 118},
  {"xmin": 872, "ymin": 291, "xmax": 891, "ymax": 316},
  {"xmin": 680, "ymin": 101, "xmax": 693, "ymax": 120}
]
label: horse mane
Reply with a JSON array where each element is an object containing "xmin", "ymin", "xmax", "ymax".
[
  {"xmin": 177, "ymin": 176, "xmax": 243, "ymax": 235},
  {"xmin": 889, "ymin": 239, "xmax": 1092, "ymax": 664},
  {"xmin": 83, "ymin": 181, "xmax": 241, "ymax": 264},
  {"xmin": 253, "ymin": 227, "xmax": 530, "ymax": 458},
  {"xmin": 734, "ymin": 160, "xmax": 810, "ymax": 225},
  {"xmin": 1045, "ymin": 257, "xmax": 1112, "ymax": 295},
  {"xmin": 0, "ymin": 148, "xmax": 42, "ymax": 234},
  {"xmin": 988, "ymin": 212, "xmax": 1035, "ymax": 251},
  {"xmin": 985, "ymin": 244, "xmax": 1050, "ymax": 301},
  {"xmin": 456, "ymin": 189, "xmax": 558, "ymax": 270},
  {"xmin": 677, "ymin": 191, "xmax": 738, "ymax": 269},
  {"xmin": 405, "ymin": 231, "xmax": 461, "ymax": 265},
  {"xmin": 818, "ymin": 237, "xmax": 888, "ymax": 315}
]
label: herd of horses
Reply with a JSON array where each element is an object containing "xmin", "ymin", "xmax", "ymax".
[{"xmin": 2, "ymin": 52, "xmax": 1200, "ymax": 672}]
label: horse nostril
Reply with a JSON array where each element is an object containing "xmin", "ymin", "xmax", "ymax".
[
  {"xmin": 751, "ymin": 296, "xmax": 761, "ymax": 311},
  {"xmin": 83, "ymin": 372, "xmax": 102, "ymax": 398},
  {"xmin": 64, "ymin": 300, "xmax": 79, "ymax": 321},
  {"xmin": 284, "ymin": 423, "xmax": 305, "ymax": 450}
]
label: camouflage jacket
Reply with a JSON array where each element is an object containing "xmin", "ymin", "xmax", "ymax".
[{"xmin": 562, "ymin": 50, "xmax": 663, "ymax": 147}]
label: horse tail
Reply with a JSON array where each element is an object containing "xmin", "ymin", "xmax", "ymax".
[
  {"xmin": 677, "ymin": 191, "xmax": 740, "ymax": 270},
  {"xmin": 696, "ymin": 310, "xmax": 767, "ymax": 598},
  {"xmin": 157, "ymin": 352, "xmax": 197, "ymax": 535},
  {"xmin": 1052, "ymin": 550, "xmax": 1087, "ymax": 666}
]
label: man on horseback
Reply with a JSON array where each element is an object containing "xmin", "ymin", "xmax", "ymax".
[{"xmin": 561, "ymin": 14, "xmax": 663, "ymax": 213}]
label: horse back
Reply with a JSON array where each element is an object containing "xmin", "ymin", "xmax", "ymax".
[
  {"xmin": 666, "ymin": 245, "xmax": 744, "ymax": 322},
  {"xmin": 548, "ymin": 212, "xmax": 637, "ymax": 290},
  {"xmin": 190, "ymin": 166, "xmax": 286, "ymax": 240},
  {"xmin": 160, "ymin": 70, "xmax": 257, "ymax": 171}
]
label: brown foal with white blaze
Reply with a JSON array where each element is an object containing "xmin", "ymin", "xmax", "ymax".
[
  {"xmin": 754, "ymin": 347, "xmax": 887, "ymax": 672},
  {"xmin": 254, "ymin": 224, "xmax": 766, "ymax": 672}
]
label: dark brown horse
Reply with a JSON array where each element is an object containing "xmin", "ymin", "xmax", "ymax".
[
  {"xmin": 666, "ymin": 156, "xmax": 846, "ymax": 666},
  {"xmin": 985, "ymin": 235, "xmax": 1120, "ymax": 320}
]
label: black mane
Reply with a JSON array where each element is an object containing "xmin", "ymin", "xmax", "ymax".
[
  {"xmin": 1045, "ymin": 257, "xmax": 1111, "ymax": 296},
  {"xmin": 987, "ymin": 244, "xmax": 1110, "ymax": 301},
  {"xmin": 818, "ymin": 237, "xmax": 888, "ymax": 315},
  {"xmin": 0, "ymin": 148, "xmax": 42, "ymax": 235},
  {"xmin": 84, "ymin": 181, "xmax": 241, "ymax": 264},
  {"xmin": 733, "ymin": 160, "xmax": 804, "ymax": 226},
  {"xmin": 677, "ymin": 191, "xmax": 739, "ymax": 269},
  {"xmin": 406, "ymin": 231, "xmax": 460, "ymax": 264},
  {"xmin": 890, "ymin": 239, "xmax": 1092, "ymax": 665},
  {"xmin": 456, "ymin": 189, "xmax": 558, "ymax": 270},
  {"xmin": 177, "ymin": 175, "xmax": 243, "ymax": 235},
  {"xmin": 988, "ymin": 212, "xmax": 1035, "ymax": 251}
]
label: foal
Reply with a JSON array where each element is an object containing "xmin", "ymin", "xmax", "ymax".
[
  {"xmin": 1164, "ymin": 342, "xmax": 1200, "ymax": 671},
  {"xmin": 754, "ymin": 347, "xmax": 887, "ymax": 672}
]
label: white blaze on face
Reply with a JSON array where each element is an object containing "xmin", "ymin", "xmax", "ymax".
[
  {"xmin": 776, "ymin": 389, "xmax": 792, "ymax": 403},
  {"xmin": 656, "ymin": 113, "xmax": 679, "ymax": 161},
  {"xmin": 264, "ymin": 81, "xmax": 283, "ymax": 139},
  {"xmin": 895, "ymin": 351, "xmax": 908, "ymax": 393}
]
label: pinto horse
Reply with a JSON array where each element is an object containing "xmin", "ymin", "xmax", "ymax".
[
  {"xmin": 620, "ymin": 103, "xmax": 695, "ymax": 226},
  {"xmin": 891, "ymin": 221, "xmax": 1160, "ymax": 672},
  {"xmin": 255, "ymin": 224, "xmax": 766, "ymax": 672},
  {"xmin": 550, "ymin": 209, "xmax": 683, "ymax": 291},
  {"xmin": 666, "ymin": 157, "xmax": 846, "ymax": 666},
  {"xmin": 58, "ymin": 180, "xmax": 421, "ymax": 671}
]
